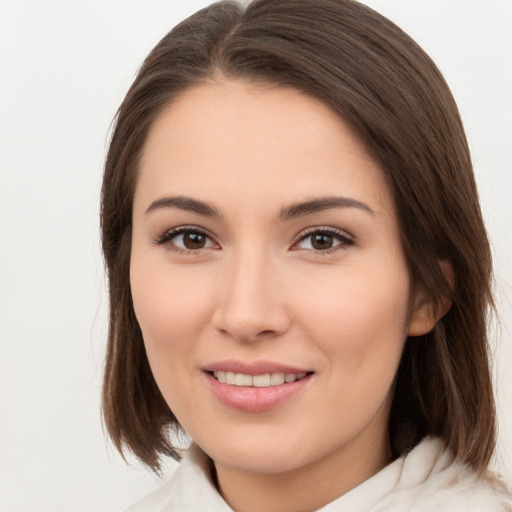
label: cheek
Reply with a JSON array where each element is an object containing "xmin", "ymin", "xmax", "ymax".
[
  {"xmin": 295, "ymin": 261, "xmax": 411, "ymax": 372},
  {"xmin": 130, "ymin": 255, "xmax": 213, "ymax": 359},
  {"xmin": 129, "ymin": 259, "xmax": 215, "ymax": 417},
  {"xmin": 308, "ymin": 268, "xmax": 410, "ymax": 428}
]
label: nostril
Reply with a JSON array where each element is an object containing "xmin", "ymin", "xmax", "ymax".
[{"xmin": 211, "ymin": 289, "xmax": 292, "ymax": 342}]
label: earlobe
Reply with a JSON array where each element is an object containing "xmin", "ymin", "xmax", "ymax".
[
  {"xmin": 407, "ymin": 295, "xmax": 442, "ymax": 337},
  {"xmin": 407, "ymin": 260, "xmax": 453, "ymax": 337}
]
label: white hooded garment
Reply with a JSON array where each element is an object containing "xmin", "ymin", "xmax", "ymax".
[{"xmin": 125, "ymin": 437, "xmax": 512, "ymax": 512}]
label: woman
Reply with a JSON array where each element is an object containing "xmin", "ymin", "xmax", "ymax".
[{"xmin": 101, "ymin": 0, "xmax": 512, "ymax": 510}]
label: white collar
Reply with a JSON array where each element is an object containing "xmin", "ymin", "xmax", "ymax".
[{"xmin": 126, "ymin": 437, "xmax": 511, "ymax": 511}]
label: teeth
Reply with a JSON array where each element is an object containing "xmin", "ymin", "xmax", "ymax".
[
  {"xmin": 235, "ymin": 373, "xmax": 253, "ymax": 386},
  {"xmin": 270, "ymin": 373, "xmax": 285, "ymax": 385},
  {"xmin": 252, "ymin": 374, "xmax": 271, "ymax": 387},
  {"xmin": 213, "ymin": 371, "xmax": 307, "ymax": 387}
]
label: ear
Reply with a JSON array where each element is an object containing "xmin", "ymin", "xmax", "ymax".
[{"xmin": 408, "ymin": 260, "xmax": 453, "ymax": 337}]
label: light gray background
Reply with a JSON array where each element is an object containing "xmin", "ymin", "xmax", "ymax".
[{"xmin": 1, "ymin": 1, "xmax": 511, "ymax": 510}]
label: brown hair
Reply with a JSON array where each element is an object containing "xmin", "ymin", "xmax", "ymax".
[{"xmin": 101, "ymin": 0, "xmax": 496, "ymax": 473}]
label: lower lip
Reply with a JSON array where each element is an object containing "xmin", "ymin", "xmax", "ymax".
[{"xmin": 204, "ymin": 372, "xmax": 313, "ymax": 412}]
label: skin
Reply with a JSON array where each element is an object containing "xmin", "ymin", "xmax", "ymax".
[{"xmin": 130, "ymin": 79, "xmax": 437, "ymax": 512}]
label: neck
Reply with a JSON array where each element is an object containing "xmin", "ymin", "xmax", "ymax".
[{"xmin": 213, "ymin": 429, "xmax": 391, "ymax": 512}]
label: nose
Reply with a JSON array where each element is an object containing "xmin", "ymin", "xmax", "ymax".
[{"xmin": 211, "ymin": 250, "xmax": 291, "ymax": 343}]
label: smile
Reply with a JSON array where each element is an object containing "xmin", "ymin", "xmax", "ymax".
[
  {"xmin": 205, "ymin": 367, "xmax": 314, "ymax": 412},
  {"xmin": 213, "ymin": 370, "xmax": 308, "ymax": 387}
]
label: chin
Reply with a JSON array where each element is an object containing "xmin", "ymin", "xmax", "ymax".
[
  {"xmin": 199, "ymin": 433, "xmax": 308, "ymax": 474},
  {"xmin": 216, "ymin": 450, "xmax": 308, "ymax": 475}
]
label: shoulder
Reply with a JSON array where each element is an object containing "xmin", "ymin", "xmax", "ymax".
[
  {"xmin": 377, "ymin": 437, "xmax": 512, "ymax": 512},
  {"xmin": 124, "ymin": 444, "xmax": 231, "ymax": 512}
]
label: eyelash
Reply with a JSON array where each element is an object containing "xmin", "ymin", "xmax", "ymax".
[
  {"xmin": 154, "ymin": 226, "xmax": 354, "ymax": 255},
  {"xmin": 293, "ymin": 227, "xmax": 354, "ymax": 255},
  {"xmin": 154, "ymin": 225, "xmax": 219, "ymax": 255}
]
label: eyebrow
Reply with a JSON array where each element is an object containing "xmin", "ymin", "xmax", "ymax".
[
  {"xmin": 278, "ymin": 196, "xmax": 375, "ymax": 221},
  {"xmin": 144, "ymin": 195, "xmax": 374, "ymax": 220},
  {"xmin": 145, "ymin": 196, "xmax": 222, "ymax": 218}
]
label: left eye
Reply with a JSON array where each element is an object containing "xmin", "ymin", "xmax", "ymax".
[{"xmin": 294, "ymin": 230, "xmax": 353, "ymax": 251}]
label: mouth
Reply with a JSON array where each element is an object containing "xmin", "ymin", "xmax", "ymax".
[
  {"xmin": 210, "ymin": 370, "xmax": 310, "ymax": 387},
  {"xmin": 202, "ymin": 363, "xmax": 314, "ymax": 412}
]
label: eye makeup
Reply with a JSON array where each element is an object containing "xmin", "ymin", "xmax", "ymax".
[
  {"xmin": 292, "ymin": 227, "xmax": 355, "ymax": 255},
  {"xmin": 154, "ymin": 225, "xmax": 219, "ymax": 255},
  {"xmin": 154, "ymin": 223, "xmax": 355, "ymax": 257}
]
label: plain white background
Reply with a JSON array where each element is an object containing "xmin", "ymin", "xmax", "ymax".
[{"xmin": 0, "ymin": 1, "xmax": 511, "ymax": 510}]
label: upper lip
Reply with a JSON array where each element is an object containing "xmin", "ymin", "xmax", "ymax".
[{"xmin": 202, "ymin": 360, "xmax": 311, "ymax": 375}]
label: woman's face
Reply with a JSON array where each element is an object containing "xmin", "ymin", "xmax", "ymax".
[{"xmin": 131, "ymin": 80, "xmax": 428, "ymax": 484}]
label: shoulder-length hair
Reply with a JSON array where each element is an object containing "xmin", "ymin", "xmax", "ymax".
[{"xmin": 101, "ymin": 0, "xmax": 496, "ymax": 473}]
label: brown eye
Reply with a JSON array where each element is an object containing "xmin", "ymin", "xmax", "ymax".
[
  {"xmin": 294, "ymin": 229, "xmax": 354, "ymax": 253},
  {"xmin": 311, "ymin": 233, "xmax": 334, "ymax": 250},
  {"xmin": 182, "ymin": 232, "xmax": 207, "ymax": 249},
  {"xmin": 157, "ymin": 227, "xmax": 217, "ymax": 252}
]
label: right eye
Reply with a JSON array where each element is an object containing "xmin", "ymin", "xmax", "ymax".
[{"xmin": 155, "ymin": 226, "xmax": 218, "ymax": 253}]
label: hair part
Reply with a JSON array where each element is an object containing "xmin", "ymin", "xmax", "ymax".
[{"xmin": 101, "ymin": 0, "xmax": 496, "ymax": 473}]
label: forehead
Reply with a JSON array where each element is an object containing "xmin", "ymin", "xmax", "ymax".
[{"xmin": 136, "ymin": 79, "xmax": 394, "ymax": 218}]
